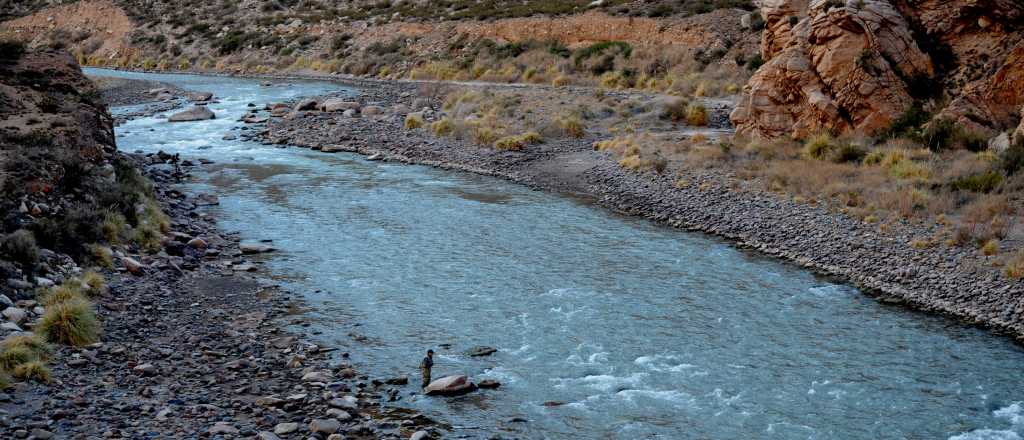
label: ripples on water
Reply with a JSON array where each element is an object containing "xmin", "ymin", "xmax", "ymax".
[{"xmin": 91, "ymin": 68, "xmax": 1024, "ymax": 440}]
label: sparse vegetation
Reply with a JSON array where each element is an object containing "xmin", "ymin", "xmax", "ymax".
[
  {"xmin": 494, "ymin": 132, "xmax": 543, "ymax": 151},
  {"xmin": 404, "ymin": 113, "xmax": 424, "ymax": 129},
  {"xmin": 1, "ymin": 229, "xmax": 40, "ymax": 273},
  {"xmin": 38, "ymin": 297, "xmax": 101, "ymax": 346}
]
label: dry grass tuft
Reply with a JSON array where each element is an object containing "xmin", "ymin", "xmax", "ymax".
[
  {"xmin": 1006, "ymin": 251, "xmax": 1024, "ymax": 279},
  {"xmin": 80, "ymin": 271, "xmax": 108, "ymax": 297},
  {"xmin": 404, "ymin": 113, "xmax": 424, "ymax": 129},
  {"xmin": 12, "ymin": 361, "xmax": 51, "ymax": 383},
  {"xmin": 38, "ymin": 297, "xmax": 100, "ymax": 346}
]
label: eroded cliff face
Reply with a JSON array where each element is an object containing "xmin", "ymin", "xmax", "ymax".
[{"xmin": 732, "ymin": 0, "xmax": 1024, "ymax": 139}]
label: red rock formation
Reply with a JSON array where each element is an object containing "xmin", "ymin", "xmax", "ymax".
[{"xmin": 733, "ymin": 0, "xmax": 1023, "ymax": 140}]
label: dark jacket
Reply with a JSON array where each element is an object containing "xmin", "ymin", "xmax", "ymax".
[{"xmin": 420, "ymin": 356, "xmax": 433, "ymax": 370}]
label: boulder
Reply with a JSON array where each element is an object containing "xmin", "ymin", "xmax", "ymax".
[
  {"xmin": 208, "ymin": 422, "xmax": 238, "ymax": 435},
  {"xmin": 187, "ymin": 237, "xmax": 208, "ymax": 249},
  {"xmin": 424, "ymin": 375, "xmax": 477, "ymax": 396},
  {"xmin": 320, "ymin": 99, "xmax": 361, "ymax": 112},
  {"xmin": 168, "ymin": 106, "xmax": 215, "ymax": 122},
  {"xmin": 326, "ymin": 408, "xmax": 352, "ymax": 421},
  {"xmin": 478, "ymin": 379, "xmax": 501, "ymax": 389},
  {"xmin": 301, "ymin": 370, "xmax": 332, "ymax": 382},
  {"xmin": 361, "ymin": 105, "xmax": 384, "ymax": 116},
  {"xmin": 1, "ymin": 307, "xmax": 26, "ymax": 324},
  {"xmin": 241, "ymin": 115, "xmax": 268, "ymax": 124},
  {"xmin": 133, "ymin": 363, "xmax": 157, "ymax": 376},
  {"xmin": 467, "ymin": 346, "xmax": 497, "ymax": 357},
  {"xmin": 989, "ymin": 132, "xmax": 1011, "ymax": 155},
  {"xmin": 188, "ymin": 91, "xmax": 213, "ymax": 102},
  {"xmin": 240, "ymin": 243, "xmax": 275, "ymax": 254},
  {"xmin": 122, "ymin": 257, "xmax": 144, "ymax": 275},
  {"xmin": 342, "ymin": 109, "xmax": 358, "ymax": 118},
  {"xmin": 295, "ymin": 99, "xmax": 319, "ymax": 111},
  {"xmin": 258, "ymin": 432, "xmax": 283, "ymax": 440},
  {"xmin": 309, "ymin": 418, "xmax": 341, "ymax": 435},
  {"xmin": 410, "ymin": 431, "xmax": 429, "ymax": 440},
  {"xmin": 273, "ymin": 422, "xmax": 299, "ymax": 435}
]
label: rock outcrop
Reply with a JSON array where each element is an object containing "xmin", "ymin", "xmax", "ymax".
[
  {"xmin": 732, "ymin": 0, "xmax": 1024, "ymax": 139},
  {"xmin": 424, "ymin": 375, "xmax": 477, "ymax": 396}
]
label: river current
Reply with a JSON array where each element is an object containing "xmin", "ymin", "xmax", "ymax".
[{"xmin": 90, "ymin": 68, "xmax": 1024, "ymax": 440}]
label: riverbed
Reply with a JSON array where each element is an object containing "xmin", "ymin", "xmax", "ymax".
[{"xmin": 90, "ymin": 68, "xmax": 1024, "ymax": 440}]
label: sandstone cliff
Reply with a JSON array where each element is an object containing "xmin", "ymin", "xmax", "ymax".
[{"xmin": 732, "ymin": 0, "xmax": 1024, "ymax": 140}]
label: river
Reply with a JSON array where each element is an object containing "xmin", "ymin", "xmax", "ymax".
[{"xmin": 89, "ymin": 68, "xmax": 1024, "ymax": 440}]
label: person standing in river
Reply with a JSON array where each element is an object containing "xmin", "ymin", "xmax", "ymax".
[{"xmin": 420, "ymin": 349, "xmax": 434, "ymax": 389}]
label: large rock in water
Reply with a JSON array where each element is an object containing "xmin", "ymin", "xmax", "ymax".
[
  {"xmin": 732, "ymin": 0, "xmax": 1024, "ymax": 139},
  {"xmin": 169, "ymin": 106, "xmax": 215, "ymax": 122},
  {"xmin": 424, "ymin": 375, "xmax": 477, "ymax": 396}
]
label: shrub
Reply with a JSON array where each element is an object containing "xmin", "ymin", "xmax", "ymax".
[
  {"xmin": 685, "ymin": 103, "xmax": 708, "ymax": 126},
  {"xmin": 1007, "ymin": 251, "xmax": 1024, "ymax": 279},
  {"xmin": 0, "ymin": 335, "xmax": 51, "ymax": 371},
  {"xmin": 831, "ymin": 143, "xmax": 866, "ymax": 163},
  {"xmin": 950, "ymin": 170, "xmax": 1004, "ymax": 193},
  {"xmin": 101, "ymin": 211, "xmax": 128, "ymax": 243},
  {"xmin": 0, "ymin": 346, "xmax": 34, "ymax": 371},
  {"xmin": 494, "ymin": 132, "xmax": 542, "ymax": 151},
  {"xmin": 431, "ymin": 117, "xmax": 454, "ymax": 136},
  {"xmin": 38, "ymin": 298, "xmax": 100, "ymax": 346},
  {"xmin": 803, "ymin": 134, "xmax": 836, "ymax": 159},
  {"xmin": 404, "ymin": 113, "xmax": 424, "ymax": 129},
  {"xmin": 660, "ymin": 98, "xmax": 690, "ymax": 122},
  {"xmin": 551, "ymin": 75, "xmax": 571, "ymax": 87},
  {"xmin": 39, "ymin": 284, "xmax": 84, "ymax": 307},
  {"xmin": 1002, "ymin": 137, "xmax": 1024, "ymax": 175},
  {"xmin": 863, "ymin": 150, "xmax": 885, "ymax": 165},
  {"xmin": 12, "ymin": 361, "xmax": 51, "ymax": 383},
  {"xmin": 556, "ymin": 115, "xmax": 585, "ymax": 138},
  {"xmin": 981, "ymin": 239, "xmax": 999, "ymax": 256},
  {"xmin": 573, "ymin": 41, "xmax": 632, "ymax": 67},
  {"xmin": 91, "ymin": 245, "xmax": 114, "ymax": 268},
  {"xmin": 1, "ymin": 229, "xmax": 39, "ymax": 271},
  {"xmin": 80, "ymin": 271, "xmax": 107, "ymax": 296}
]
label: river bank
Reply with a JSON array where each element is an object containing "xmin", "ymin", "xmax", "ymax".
[
  {"xmin": 0, "ymin": 75, "xmax": 439, "ymax": 439},
  {"xmin": 247, "ymin": 78, "xmax": 1024, "ymax": 343}
]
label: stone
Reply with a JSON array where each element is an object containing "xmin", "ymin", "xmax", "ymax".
[
  {"xmin": 320, "ymin": 99, "xmax": 361, "ymax": 112},
  {"xmin": 29, "ymin": 429, "xmax": 53, "ymax": 439},
  {"xmin": 240, "ymin": 243, "xmax": 275, "ymax": 254},
  {"xmin": 302, "ymin": 370, "xmax": 332, "ymax": 382},
  {"xmin": 342, "ymin": 109, "xmax": 358, "ymax": 118},
  {"xmin": 168, "ymin": 106, "xmax": 215, "ymax": 122},
  {"xmin": 0, "ymin": 322, "xmax": 21, "ymax": 332},
  {"xmin": 384, "ymin": 375, "xmax": 408, "ymax": 385},
  {"xmin": 989, "ymin": 132, "xmax": 1011, "ymax": 155},
  {"xmin": 258, "ymin": 432, "xmax": 283, "ymax": 440},
  {"xmin": 2, "ymin": 307, "xmax": 26, "ymax": 324},
  {"xmin": 187, "ymin": 237, "xmax": 208, "ymax": 249},
  {"xmin": 326, "ymin": 408, "xmax": 352, "ymax": 421},
  {"xmin": 133, "ymin": 363, "xmax": 157, "ymax": 376},
  {"xmin": 223, "ymin": 133, "xmax": 237, "ymax": 140},
  {"xmin": 122, "ymin": 257, "xmax": 144, "ymax": 275},
  {"xmin": 188, "ymin": 91, "xmax": 214, "ymax": 102},
  {"xmin": 5, "ymin": 279, "xmax": 30, "ymax": 291},
  {"xmin": 295, "ymin": 99, "xmax": 319, "ymax": 111},
  {"xmin": 367, "ymin": 153, "xmax": 383, "ymax": 161},
  {"xmin": 328, "ymin": 396, "xmax": 357, "ymax": 410},
  {"xmin": 478, "ymin": 379, "xmax": 501, "ymax": 389},
  {"xmin": 274, "ymin": 422, "xmax": 299, "ymax": 435},
  {"xmin": 467, "ymin": 346, "xmax": 497, "ymax": 357},
  {"xmin": 209, "ymin": 422, "xmax": 238, "ymax": 435},
  {"xmin": 410, "ymin": 431, "xmax": 429, "ymax": 440},
  {"xmin": 424, "ymin": 375, "xmax": 477, "ymax": 396},
  {"xmin": 309, "ymin": 418, "xmax": 341, "ymax": 435},
  {"xmin": 256, "ymin": 396, "xmax": 285, "ymax": 407},
  {"xmin": 361, "ymin": 105, "xmax": 383, "ymax": 116}
]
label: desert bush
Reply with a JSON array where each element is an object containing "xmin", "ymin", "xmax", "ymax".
[
  {"xmin": 1, "ymin": 230, "xmax": 39, "ymax": 271},
  {"xmin": 950, "ymin": 170, "xmax": 1003, "ymax": 193},
  {"xmin": 80, "ymin": 271, "xmax": 107, "ymax": 296},
  {"xmin": 38, "ymin": 297, "xmax": 100, "ymax": 346},
  {"xmin": 660, "ymin": 98, "xmax": 690, "ymax": 122},
  {"xmin": 556, "ymin": 115, "xmax": 585, "ymax": 138},
  {"xmin": 12, "ymin": 361, "xmax": 50, "ymax": 383},
  {"xmin": 684, "ymin": 103, "xmax": 708, "ymax": 126},
  {"xmin": 404, "ymin": 113, "xmax": 424, "ymax": 129},
  {"xmin": 494, "ymin": 132, "xmax": 542, "ymax": 151},
  {"xmin": 1002, "ymin": 137, "xmax": 1024, "ymax": 175},
  {"xmin": 39, "ymin": 284, "xmax": 84, "ymax": 307},
  {"xmin": 1007, "ymin": 251, "xmax": 1024, "ymax": 279},
  {"xmin": 431, "ymin": 117, "xmax": 455, "ymax": 136},
  {"xmin": 981, "ymin": 239, "xmax": 999, "ymax": 256},
  {"xmin": 803, "ymin": 134, "xmax": 837, "ymax": 159}
]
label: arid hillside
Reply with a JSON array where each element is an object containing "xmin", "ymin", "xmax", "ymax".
[{"xmin": 0, "ymin": 0, "xmax": 764, "ymax": 95}]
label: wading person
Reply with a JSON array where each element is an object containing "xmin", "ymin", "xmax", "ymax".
[{"xmin": 420, "ymin": 349, "xmax": 434, "ymax": 389}]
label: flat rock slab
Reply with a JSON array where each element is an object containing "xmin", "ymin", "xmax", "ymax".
[
  {"xmin": 425, "ymin": 375, "xmax": 477, "ymax": 396},
  {"xmin": 240, "ymin": 243, "xmax": 275, "ymax": 254},
  {"xmin": 169, "ymin": 106, "xmax": 215, "ymax": 122},
  {"xmin": 467, "ymin": 346, "xmax": 497, "ymax": 357}
]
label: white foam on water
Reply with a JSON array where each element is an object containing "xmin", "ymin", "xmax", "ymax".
[
  {"xmin": 949, "ymin": 430, "xmax": 1022, "ymax": 440},
  {"xmin": 566, "ymin": 351, "xmax": 609, "ymax": 367},
  {"xmin": 808, "ymin": 285, "xmax": 847, "ymax": 297},
  {"xmin": 947, "ymin": 404, "xmax": 1024, "ymax": 440},
  {"xmin": 481, "ymin": 366, "xmax": 519, "ymax": 384},
  {"xmin": 551, "ymin": 372, "xmax": 648, "ymax": 392},
  {"xmin": 996, "ymin": 402, "xmax": 1024, "ymax": 426},
  {"xmin": 634, "ymin": 354, "xmax": 695, "ymax": 373},
  {"xmin": 616, "ymin": 389, "xmax": 696, "ymax": 408}
]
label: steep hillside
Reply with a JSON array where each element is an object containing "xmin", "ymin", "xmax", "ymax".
[{"xmin": 0, "ymin": 0, "xmax": 763, "ymax": 94}]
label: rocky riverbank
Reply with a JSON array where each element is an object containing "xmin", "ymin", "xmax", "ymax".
[
  {"xmin": 1, "ymin": 66, "xmax": 440, "ymax": 438},
  {"xmin": 248, "ymin": 79, "xmax": 1024, "ymax": 343}
]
